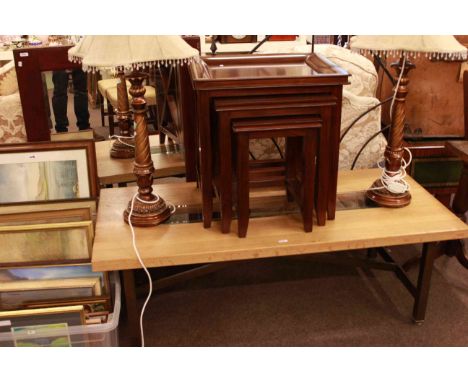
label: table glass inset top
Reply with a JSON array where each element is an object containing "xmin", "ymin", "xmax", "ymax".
[
  {"xmin": 164, "ymin": 190, "xmax": 375, "ymax": 225},
  {"xmin": 208, "ymin": 63, "xmax": 318, "ymax": 80},
  {"xmin": 150, "ymin": 143, "xmax": 182, "ymax": 155}
]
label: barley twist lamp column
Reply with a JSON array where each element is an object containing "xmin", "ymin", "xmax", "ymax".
[
  {"xmin": 110, "ymin": 69, "xmax": 134, "ymax": 159},
  {"xmin": 69, "ymin": 35, "xmax": 199, "ymax": 226},
  {"xmin": 350, "ymin": 35, "xmax": 467, "ymax": 208}
]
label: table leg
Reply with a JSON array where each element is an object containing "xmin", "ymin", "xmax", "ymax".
[
  {"xmin": 316, "ymin": 108, "xmax": 330, "ymax": 226},
  {"xmin": 122, "ymin": 270, "xmax": 141, "ymax": 346},
  {"xmin": 413, "ymin": 242, "xmax": 438, "ymax": 324},
  {"xmin": 445, "ymin": 162, "xmax": 468, "ymax": 269},
  {"xmin": 197, "ymin": 92, "xmax": 213, "ymax": 228},
  {"xmin": 218, "ymin": 113, "xmax": 233, "ymax": 233},
  {"xmin": 237, "ymin": 134, "xmax": 250, "ymax": 238},
  {"xmin": 452, "ymin": 162, "xmax": 468, "ymax": 218},
  {"xmin": 302, "ymin": 131, "xmax": 316, "ymax": 232},
  {"xmin": 327, "ymin": 91, "xmax": 342, "ymax": 221}
]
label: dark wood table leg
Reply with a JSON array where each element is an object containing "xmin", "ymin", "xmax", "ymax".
[
  {"xmin": 452, "ymin": 162, "xmax": 468, "ymax": 218},
  {"xmin": 122, "ymin": 269, "xmax": 141, "ymax": 346},
  {"xmin": 302, "ymin": 130, "xmax": 317, "ymax": 232},
  {"xmin": 197, "ymin": 92, "xmax": 213, "ymax": 228},
  {"xmin": 218, "ymin": 113, "xmax": 233, "ymax": 233},
  {"xmin": 328, "ymin": 94, "xmax": 341, "ymax": 221},
  {"xmin": 285, "ymin": 136, "xmax": 301, "ymax": 202},
  {"xmin": 317, "ymin": 108, "xmax": 331, "ymax": 226},
  {"xmin": 236, "ymin": 133, "xmax": 250, "ymax": 238},
  {"xmin": 413, "ymin": 242, "xmax": 438, "ymax": 324}
]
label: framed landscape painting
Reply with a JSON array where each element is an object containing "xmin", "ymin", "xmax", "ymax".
[
  {"xmin": 0, "ymin": 140, "xmax": 98, "ymax": 204},
  {"xmin": 0, "ymin": 221, "xmax": 93, "ymax": 267}
]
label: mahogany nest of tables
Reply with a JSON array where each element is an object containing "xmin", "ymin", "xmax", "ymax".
[{"xmin": 189, "ymin": 53, "xmax": 349, "ymax": 230}]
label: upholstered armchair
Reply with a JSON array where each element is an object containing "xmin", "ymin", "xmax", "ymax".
[
  {"xmin": 0, "ymin": 60, "xmax": 27, "ymax": 144},
  {"xmin": 247, "ymin": 43, "xmax": 386, "ymax": 170}
]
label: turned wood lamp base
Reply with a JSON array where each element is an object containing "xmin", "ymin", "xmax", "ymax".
[
  {"xmin": 110, "ymin": 138, "xmax": 135, "ymax": 159},
  {"xmin": 123, "ymin": 195, "xmax": 172, "ymax": 227},
  {"xmin": 366, "ymin": 179, "xmax": 411, "ymax": 208}
]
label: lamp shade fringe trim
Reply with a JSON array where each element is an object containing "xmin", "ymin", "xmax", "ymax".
[
  {"xmin": 351, "ymin": 48, "xmax": 468, "ymax": 61},
  {"xmin": 68, "ymin": 55, "xmax": 197, "ymax": 72}
]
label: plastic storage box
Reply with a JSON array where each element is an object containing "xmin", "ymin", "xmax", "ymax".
[{"xmin": 0, "ymin": 272, "xmax": 121, "ymax": 347}]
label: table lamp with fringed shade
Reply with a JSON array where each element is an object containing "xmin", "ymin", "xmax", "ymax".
[
  {"xmin": 350, "ymin": 35, "xmax": 467, "ymax": 208},
  {"xmin": 69, "ymin": 36, "xmax": 199, "ymax": 227}
]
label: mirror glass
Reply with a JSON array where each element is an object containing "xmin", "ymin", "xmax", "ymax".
[{"xmin": 41, "ymin": 70, "xmax": 104, "ymax": 136}]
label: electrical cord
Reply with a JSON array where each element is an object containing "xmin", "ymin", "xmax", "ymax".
[
  {"xmin": 109, "ymin": 134, "xmax": 136, "ymax": 148},
  {"xmin": 128, "ymin": 193, "xmax": 175, "ymax": 347},
  {"xmin": 368, "ymin": 147, "xmax": 412, "ymax": 194}
]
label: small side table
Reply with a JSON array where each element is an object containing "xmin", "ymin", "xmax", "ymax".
[{"xmin": 445, "ymin": 140, "xmax": 468, "ymax": 268}]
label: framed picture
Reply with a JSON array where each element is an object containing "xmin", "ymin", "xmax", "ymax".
[
  {"xmin": 0, "ymin": 208, "xmax": 92, "ymax": 227},
  {"xmin": 0, "ymin": 198, "xmax": 98, "ymax": 223},
  {"xmin": 24, "ymin": 296, "xmax": 112, "ymax": 316},
  {"xmin": 0, "ymin": 221, "xmax": 93, "ymax": 267},
  {"xmin": 11, "ymin": 323, "xmax": 72, "ymax": 347},
  {"xmin": 85, "ymin": 311, "xmax": 110, "ymax": 325},
  {"xmin": 0, "ymin": 305, "xmax": 86, "ymax": 334},
  {"xmin": 0, "ymin": 264, "xmax": 110, "ymax": 310},
  {"xmin": 0, "ymin": 140, "xmax": 98, "ymax": 205},
  {"xmin": 0, "ymin": 277, "xmax": 102, "ymax": 310}
]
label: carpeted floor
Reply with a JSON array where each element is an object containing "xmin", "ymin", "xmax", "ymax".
[{"xmin": 119, "ymin": 244, "xmax": 468, "ymax": 346}]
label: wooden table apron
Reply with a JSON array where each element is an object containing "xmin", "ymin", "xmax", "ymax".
[
  {"xmin": 214, "ymin": 95, "xmax": 337, "ymax": 230},
  {"xmin": 194, "ymin": 85, "xmax": 343, "ymax": 229}
]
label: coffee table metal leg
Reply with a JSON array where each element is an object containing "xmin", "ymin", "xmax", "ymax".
[
  {"xmin": 413, "ymin": 242, "xmax": 438, "ymax": 324},
  {"xmin": 122, "ymin": 269, "xmax": 142, "ymax": 346}
]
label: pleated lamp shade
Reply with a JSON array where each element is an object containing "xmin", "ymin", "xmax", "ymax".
[
  {"xmin": 350, "ymin": 35, "xmax": 467, "ymax": 60},
  {"xmin": 68, "ymin": 35, "xmax": 199, "ymax": 71}
]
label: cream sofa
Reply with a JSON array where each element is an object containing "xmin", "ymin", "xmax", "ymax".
[
  {"xmin": 245, "ymin": 43, "xmax": 386, "ymax": 170},
  {"xmin": 0, "ymin": 60, "xmax": 27, "ymax": 144}
]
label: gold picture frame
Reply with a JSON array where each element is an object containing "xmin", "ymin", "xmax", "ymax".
[
  {"xmin": 0, "ymin": 277, "xmax": 102, "ymax": 310},
  {"xmin": 0, "ymin": 264, "xmax": 111, "ymax": 311},
  {"xmin": 0, "ymin": 305, "xmax": 86, "ymax": 334},
  {"xmin": 24, "ymin": 296, "xmax": 112, "ymax": 315},
  {"xmin": 0, "ymin": 198, "xmax": 97, "ymax": 221},
  {"xmin": 0, "ymin": 221, "xmax": 93, "ymax": 268},
  {"xmin": 0, "ymin": 208, "xmax": 92, "ymax": 227}
]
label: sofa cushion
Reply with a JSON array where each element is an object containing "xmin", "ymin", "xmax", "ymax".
[
  {"xmin": 0, "ymin": 92, "xmax": 27, "ymax": 144},
  {"xmin": 339, "ymin": 89, "xmax": 386, "ymax": 170},
  {"xmin": 313, "ymin": 44, "xmax": 378, "ymax": 97},
  {"xmin": 0, "ymin": 60, "xmax": 18, "ymax": 96}
]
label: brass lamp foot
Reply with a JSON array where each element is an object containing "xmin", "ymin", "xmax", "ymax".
[
  {"xmin": 123, "ymin": 195, "xmax": 172, "ymax": 227},
  {"xmin": 366, "ymin": 179, "xmax": 411, "ymax": 208},
  {"xmin": 110, "ymin": 138, "xmax": 135, "ymax": 159}
]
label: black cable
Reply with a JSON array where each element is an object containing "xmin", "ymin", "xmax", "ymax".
[
  {"xmin": 249, "ymin": 151, "xmax": 256, "ymax": 160},
  {"xmin": 340, "ymin": 96, "xmax": 392, "ymax": 143},
  {"xmin": 350, "ymin": 124, "xmax": 391, "ymax": 170},
  {"xmin": 373, "ymin": 54, "xmax": 396, "ymax": 86},
  {"xmin": 250, "ymin": 35, "xmax": 272, "ymax": 54},
  {"xmin": 271, "ymin": 138, "xmax": 284, "ymax": 159}
]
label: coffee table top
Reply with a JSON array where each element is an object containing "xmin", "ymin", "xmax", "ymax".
[
  {"xmin": 92, "ymin": 169, "xmax": 468, "ymax": 271},
  {"xmin": 95, "ymin": 136, "xmax": 185, "ymax": 185}
]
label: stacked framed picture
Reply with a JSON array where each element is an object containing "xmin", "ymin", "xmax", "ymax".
[{"xmin": 0, "ymin": 140, "xmax": 112, "ymax": 342}]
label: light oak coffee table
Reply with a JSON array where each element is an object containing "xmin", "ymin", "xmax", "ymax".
[{"xmin": 92, "ymin": 169, "xmax": 468, "ymax": 345}]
